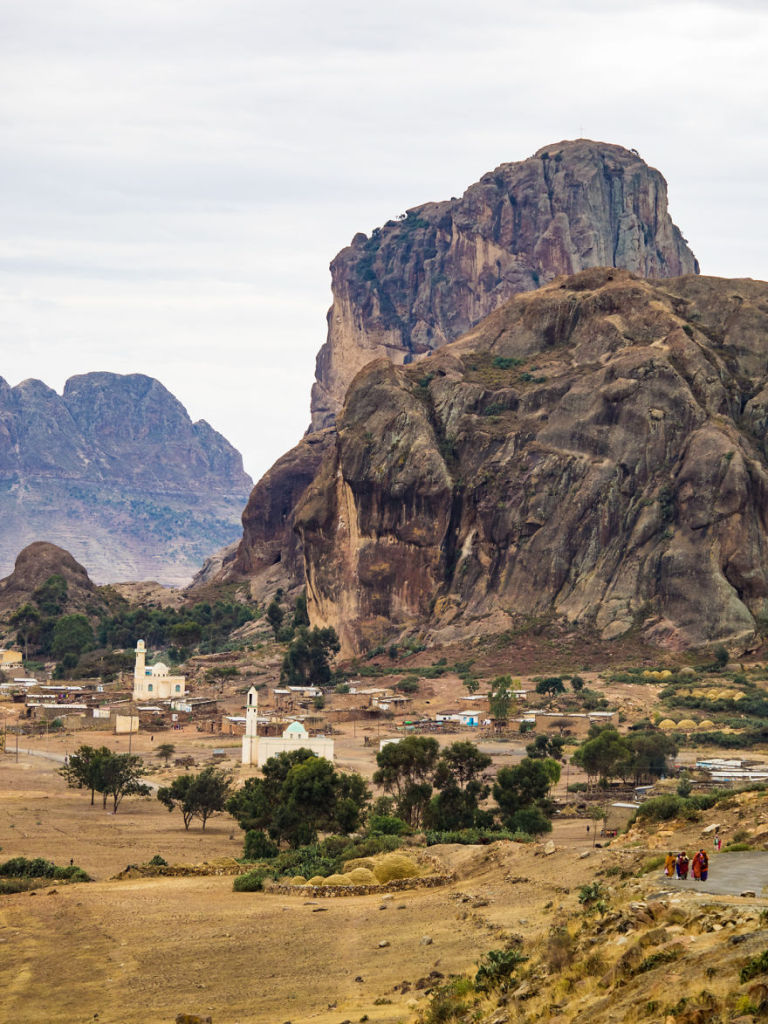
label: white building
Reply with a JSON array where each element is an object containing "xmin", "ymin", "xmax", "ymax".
[
  {"xmin": 241, "ymin": 685, "xmax": 334, "ymax": 766},
  {"xmin": 132, "ymin": 639, "xmax": 186, "ymax": 701}
]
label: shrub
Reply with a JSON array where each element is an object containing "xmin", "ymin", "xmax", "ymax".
[
  {"xmin": 233, "ymin": 868, "xmax": 269, "ymax": 892},
  {"xmin": 475, "ymin": 949, "xmax": 527, "ymax": 993},
  {"xmin": 243, "ymin": 830, "xmax": 279, "ymax": 860},
  {"xmin": 725, "ymin": 842, "xmax": 754, "ymax": 852},
  {"xmin": 639, "ymin": 854, "xmax": 666, "ymax": 875},
  {"xmin": 148, "ymin": 854, "xmax": 168, "ymax": 867},
  {"xmin": 425, "ymin": 827, "xmax": 523, "ymax": 846},
  {"xmin": 367, "ymin": 814, "xmax": 411, "ymax": 836},
  {"xmin": 741, "ymin": 950, "xmax": 768, "ymax": 983}
]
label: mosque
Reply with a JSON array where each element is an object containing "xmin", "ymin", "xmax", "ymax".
[
  {"xmin": 132, "ymin": 639, "xmax": 187, "ymax": 701},
  {"xmin": 241, "ymin": 685, "xmax": 334, "ymax": 766}
]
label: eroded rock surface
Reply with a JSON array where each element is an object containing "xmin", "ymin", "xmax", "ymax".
[
  {"xmin": 311, "ymin": 140, "xmax": 699, "ymax": 429},
  {"xmin": 296, "ymin": 270, "xmax": 768, "ymax": 654}
]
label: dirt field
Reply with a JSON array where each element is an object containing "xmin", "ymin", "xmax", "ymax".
[{"xmin": 0, "ymin": 743, "xmax": 612, "ymax": 1024}]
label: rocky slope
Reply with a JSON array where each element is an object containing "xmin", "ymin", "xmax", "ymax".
[
  {"xmin": 296, "ymin": 269, "xmax": 768, "ymax": 655},
  {"xmin": 311, "ymin": 139, "xmax": 699, "ymax": 429},
  {"xmin": 0, "ymin": 373, "xmax": 252, "ymax": 586}
]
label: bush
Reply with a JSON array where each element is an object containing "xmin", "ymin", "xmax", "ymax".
[
  {"xmin": 367, "ymin": 814, "xmax": 411, "ymax": 836},
  {"xmin": 243, "ymin": 830, "xmax": 279, "ymax": 860},
  {"xmin": 741, "ymin": 950, "xmax": 768, "ymax": 983},
  {"xmin": 148, "ymin": 854, "xmax": 168, "ymax": 867},
  {"xmin": 638, "ymin": 854, "xmax": 666, "ymax": 875},
  {"xmin": 233, "ymin": 868, "xmax": 269, "ymax": 892},
  {"xmin": 724, "ymin": 842, "xmax": 754, "ymax": 852}
]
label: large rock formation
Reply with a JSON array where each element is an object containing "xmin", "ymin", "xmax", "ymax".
[
  {"xmin": 0, "ymin": 542, "xmax": 99, "ymax": 617},
  {"xmin": 0, "ymin": 373, "xmax": 252, "ymax": 585},
  {"xmin": 311, "ymin": 139, "xmax": 699, "ymax": 429},
  {"xmin": 296, "ymin": 269, "xmax": 768, "ymax": 654},
  {"xmin": 221, "ymin": 139, "xmax": 699, "ymax": 600}
]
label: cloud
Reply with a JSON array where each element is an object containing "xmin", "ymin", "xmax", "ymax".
[{"xmin": 1, "ymin": 0, "xmax": 767, "ymax": 480}]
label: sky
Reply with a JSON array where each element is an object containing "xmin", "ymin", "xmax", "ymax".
[{"xmin": 2, "ymin": 0, "xmax": 768, "ymax": 482}]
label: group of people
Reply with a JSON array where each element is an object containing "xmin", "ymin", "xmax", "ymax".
[{"xmin": 664, "ymin": 849, "xmax": 709, "ymax": 880}]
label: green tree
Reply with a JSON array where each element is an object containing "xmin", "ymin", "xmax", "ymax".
[
  {"xmin": 488, "ymin": 675, "xmax": 514, "ymax": 722},
  {"xmin": 571, "ymin": 725, "xmax": 633, "ymax": 787},
  {"xmin": 59, "ymin": 744, "xmax": 112, "ymax": 805},
  {"xmin": 266, "ymin": 600, "xmax": 285, "ymax": 639},
  {"xmin": 293, "ymin": 591, "xmax": 310, "ymax": 628},
  {"xmin": 493, "ymin": 756, "xmax": 560, "ymax": 834},
  {"xmin": 32, "ymin": 574, "xmax": 68, "ymax": 615},
  {"xmin": 9, "ymin": 603, "xmax": 41, "ymax": 661},
  {"xmin": 101, "ymin": 753, "xmax": 151, "ymax": 812},
  {"xmin": 227, "ymin": 750, "xmax": 368, "ymax": 849},
  {"xmin": 280, "ymin": 626, "xmax": 340, "ymax": 687},
  {"xmin": 156, "ymin": 743, "xmax": 176, "ymax": 766},
  {"xmin": 570, "ymin": 675, "xmax": 585, "ymax": 692},
  {"xmin": 373, "ymin": 736, "xmax": 439, "ymax": 828},
  {"xmin": 169, "ymin": 619, "xmax": 202, "ymax": 650},
  {"xmin": 535, "ymin": 677, "xmax": 565, "ymax": 696},
  {"xmin": 51, "ymin": 614, "xmax": 94, "ymax": 659},
  {"xmin": 525, "ymin": 734, "xmax": 565, "ymax": 761},
  {"xmin": 157, "ymin": 767, "xmax": 233, "ymax": 830}
]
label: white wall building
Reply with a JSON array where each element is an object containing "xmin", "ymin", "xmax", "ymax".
[
  {"xmin": 241, "ymin": 685, "xmax": 334, "ymax": 767},
  {"xmin": 132, "ymin": 639, "xmax": 186, "ymax": 701}
]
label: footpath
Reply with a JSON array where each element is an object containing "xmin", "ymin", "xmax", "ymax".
[{"xmin": 655, "ymin": 850, "xmax": 768, "ymax": 897}]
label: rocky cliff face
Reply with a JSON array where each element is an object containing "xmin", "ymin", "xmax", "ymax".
[
  {"xmin": 311, "ymin": 140, "xmax": 698, "ymax": 430},
  {"xmin": 296, "ymin": 269, "xmax": 768, "ymax": 654},
  {"xmin": 0, "ymin": 373, "xmax": 252, "ymax": 585}
]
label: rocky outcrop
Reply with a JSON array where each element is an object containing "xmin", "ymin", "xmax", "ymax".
[
  {"xmin": 296, "ymin": 269, "xmax": 768, "ymax": 654},
  {"xmin": 311, "ymin": 140, "xmax": 699, "ymax": 429},
  {"xmin": 0, "ymin": 542, "xmax": 98, "ymax": 616},
  {"xmin": 207, "ymin": 430, "xmax": 334, "ymax": 598},
  {"xmin": 0, "ymin": 373, "xmax": 252, "ymax": 585}
]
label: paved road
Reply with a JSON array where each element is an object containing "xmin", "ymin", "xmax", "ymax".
[{"xmin": 654, "ymin": 851, "xmax": 768, "ymax": 897}]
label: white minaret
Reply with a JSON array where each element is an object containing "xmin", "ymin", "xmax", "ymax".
[
  {"xmin": 133, "ymin": 640, "xmax": 147, "ymax": 700},
  {"xmin": 242, "ymin": 685, "xmax": 259, "ymax": 765}
]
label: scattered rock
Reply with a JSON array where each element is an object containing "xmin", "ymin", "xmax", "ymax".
[
  {"xmin": 579, "ymin": 851, "xmax": 591, "ymax": 859},
  {"xmin": 377, "ymin": 940, "xmax": 390, "ymax": 948},
  {"xmin": 420, "ymin": 936, "xmax": 433, "ymax": 946},
  {"xmin": 742, "ymin": 891, "xmax": 757, "ymax": 898},
  {"xmin": 543, "ymin": 840, "xmax": 556, "ymax": 856}
]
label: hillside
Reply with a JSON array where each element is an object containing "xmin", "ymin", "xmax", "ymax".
[
  {"xmin": 296, "ymin": 269, "xmax": 768, "ymax": 655},
  {"xmin": 0, "ymin": 372, "xmax": 252, "ymax": 586}
]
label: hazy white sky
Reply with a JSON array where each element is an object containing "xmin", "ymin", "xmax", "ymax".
[{"xmin": 2, "ymin": 0, "xmax": 767, "ymax": 481}]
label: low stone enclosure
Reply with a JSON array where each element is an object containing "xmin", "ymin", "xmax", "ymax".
[{"xmin": 265, "ymin": 871, "xmax": 454, "ymax": 898}]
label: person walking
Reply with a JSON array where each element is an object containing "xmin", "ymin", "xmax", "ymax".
[
  {"xmin": 699, "ymin": 849, "xmax": 708, "ymax": 881},
  {"xmin": 692, "ymin": 851, "xmax": 702, "ymax": 880},
  {"xmin": 678, "ymin": 851, "xmax": 689, "ymax": 879},
  {"xmin": 664, "ymin": 851, "xmax": 676, "ymax": 877}
]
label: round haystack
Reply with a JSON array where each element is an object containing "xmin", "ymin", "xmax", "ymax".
[
  {"xmin": 733, "ymin": 692, "xmax": 745, "ymax": 701},
  {"xmin": 658, "ymin": 719, "xmax": 677, "ymax": 730},
  {"xmin": 679, "ymin": 667, "xmax": 696, "ymax": 678},
  {"xmin": 698, "ymin": 720, "xmax": 715, "ymax": 730},
  {"xmin": 307, "ymin": 875, "xmax": 326, "ymax": 885},
  {"xmin": 343, "ymin": 857, "xmax": 376, "ymax": 873},
  {"xmin": 677, "ymin": 719, "xmax": 698, "ymax": 730},
  {"xmin": 659, "ymin": 669, "xmax": 673, "ymax": 679},
  {"xmin": 290, "ymin": 875, "xmax": 307, "ymax": 885},
  {"xmin": 691, "ymin": 688, "xmax": 705, "ymax": 698},
  {"xmin": 320, "ymin": 873, "xmax": 350, "ymax": 886},
  {"xmin": 346, "ymin": 867, "xmax": 377, "ymax": 884},
  {"xmin": 372, "ymin": 854, "xmax": 419, "ymax": 884}
]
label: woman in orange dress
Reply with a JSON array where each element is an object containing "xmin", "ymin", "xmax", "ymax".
[{"xmin": 692, "ymin": 851, "xmax": 702, "ymax": 880}]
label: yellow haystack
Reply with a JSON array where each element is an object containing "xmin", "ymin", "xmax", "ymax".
[
  {"xmin": 343, "ymin": 857, "xmax": 376, "ymax": 873},
  {"xmin": 677, "ymin": 719, "xmax": 698, "ymax": 730},
  {"xmin": 698, "ymin": 720, "xmax": 715, "ymax": 730},
  {"xmin": 372, "ymin": 854, "xmax": 420, "ymax": 884},
  {"xmin": 346, "ymin": 867, "xmax": 378, "ymax": 884},
  {"xmin": 658, "ymin": 719, "xmax": 677, "ymax": 730}
]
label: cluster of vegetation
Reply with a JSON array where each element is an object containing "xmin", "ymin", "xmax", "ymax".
[
  {"xmin": 227, "ymin": 748, "xmax": 369, "ymax": 849},
  {"xmin": 157, "ymin": 766, "xmax": 233, "ymax": 831},
  {"xmin": 631, "ymin": 785, "xmax": 765, "ymax": 825},
  {"xmin": 59, "ymin": 745, "xmax": 150, "ymax": 812},
  {"xmin": 571, "ymin": 724, "xmax": 678, "ymax": 788},
  {"xmin": 9, "ymin": 572, "xmax": 257, "ymax": 676},
  {"xmin": 0, "ymin": 855, "xmax": 90, "ymax": 894},
  {"xmin": 264, "ymin": 589, "xmax": 341, "ymax": 688},
  {"xmin": 374, "ymin": 736, "xmax": 559, "ymax": 836}
]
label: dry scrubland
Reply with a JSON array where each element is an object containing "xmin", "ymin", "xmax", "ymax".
[{"xmin": 5, "ymin": 645, "xmax": 768, "ymax": 1023}]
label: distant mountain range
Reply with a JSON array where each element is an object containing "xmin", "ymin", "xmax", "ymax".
[{"xmin": 0, "ymin": 372, "xmax": 252, "ymax": 585}]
